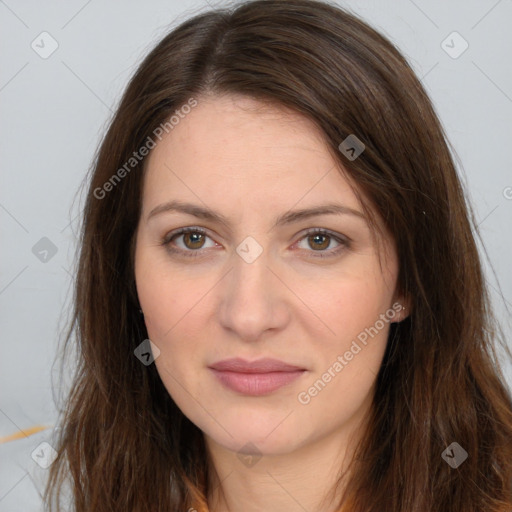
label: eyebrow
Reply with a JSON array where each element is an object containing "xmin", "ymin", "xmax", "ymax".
[{"xmin": 146, "ymin": 200, "xmax": 366, "ymax": 229}]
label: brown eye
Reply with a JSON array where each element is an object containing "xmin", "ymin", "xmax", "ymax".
[
  {"xmin": 296, "ymin": 229, "xmax": 349, "ymax": 259},
  {"xmin": 182, "ymin": 231, "xmax": 206, "ymax": 250},
  {"xmin": 162, "ymin": 227, "xmax": 216, "ymax": 257},
  {"xmin": 307, "ymin": 233, "xmax": 331, "ymax": 251}
]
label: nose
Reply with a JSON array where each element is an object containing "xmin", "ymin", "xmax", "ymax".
[{"xmin": 217, "ymin": 248, "xmax": 290, "ymax": 342}]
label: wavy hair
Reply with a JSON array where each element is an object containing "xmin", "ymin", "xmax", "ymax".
[{"xmin": 44, "ymin": 0, "xmax": 512, "ymax": 510}]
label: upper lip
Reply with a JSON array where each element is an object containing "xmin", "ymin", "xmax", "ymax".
[{"xmin": 209, "ymin": 357, "xmax": 305, "ymax": 373}]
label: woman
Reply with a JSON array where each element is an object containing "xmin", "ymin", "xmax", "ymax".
[{"xmin": 44, "ymin": 0, "xmax": 512, "ymax": 510}]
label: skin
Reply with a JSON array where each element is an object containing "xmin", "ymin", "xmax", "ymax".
[{"xmin": 134, "ymin": 93, "xmax": 409, "ymax": 512}]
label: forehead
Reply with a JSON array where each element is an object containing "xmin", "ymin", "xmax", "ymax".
[{"xmin": 141, "ymin": 94, "xmax": 362, "ymax": 215}]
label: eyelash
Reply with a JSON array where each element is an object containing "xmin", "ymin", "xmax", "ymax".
[{"xmin": 161, "ymin": 227, "xmax": 350, "ymax": 259}]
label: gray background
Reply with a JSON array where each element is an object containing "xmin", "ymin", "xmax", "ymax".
[{"xmin": 1, "ymin": 0, "xmax": 511, "ymax": 508}]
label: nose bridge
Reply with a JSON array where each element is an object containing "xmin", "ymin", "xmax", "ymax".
[
  {"xmin": 231, "ymin": 244, "xmax": 270, "ymax": 296},
  {"xmin": 218, "ymin": 241, "xmax": 287, "ymax": 340}
]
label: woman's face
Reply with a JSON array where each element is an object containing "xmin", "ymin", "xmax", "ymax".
[{"xmin": 134, "ymin": 94, "xmax": 406, "ymax": 458}]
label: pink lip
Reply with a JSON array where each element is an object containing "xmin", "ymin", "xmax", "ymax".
[
  {"xmin": 209, "ymin": 358, "xmax": 306, "ymax": 396},
  {"xmin": 210, "ymin": 357, "xmax": 304, "ymax": 373}
]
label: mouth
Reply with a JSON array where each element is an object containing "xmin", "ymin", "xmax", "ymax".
[{"xmin": 208, "ymin": 357, "xmax": 307, "ymax": 396}]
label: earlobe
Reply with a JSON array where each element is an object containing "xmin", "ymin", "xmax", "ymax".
[
  {"xmin": 395, "ymin": 305, "xmax": 408, "ymax": 323},
  {"xmin": 391, "ymin": 295, "xmax": 412, "ymax": 323}
]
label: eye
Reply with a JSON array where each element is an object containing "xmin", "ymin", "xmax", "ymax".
[
  {"xmin": 161, "ymin": 227, "xmax": 349, "ymax": 259},
  {"xmin": 162, "ymin": 227, "xmax": 216, "ymax": 257},
  {"xmin": 294, "ymin": 228, "xmax": 349, "ymax": 258}
]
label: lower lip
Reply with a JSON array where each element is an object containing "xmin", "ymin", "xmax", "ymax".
[{"xmin": 210, "ymin": 369, "xmax": 305, "ymax": 396}]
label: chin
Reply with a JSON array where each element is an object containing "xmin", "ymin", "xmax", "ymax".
[{"xmin": 202, "ymin": 413, "xmax": 307, "ymax": 456}]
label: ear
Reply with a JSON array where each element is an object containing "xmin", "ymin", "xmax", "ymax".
[{"xmin": 390, "ymin": 291, "xmax": 412, "ymax": 323}]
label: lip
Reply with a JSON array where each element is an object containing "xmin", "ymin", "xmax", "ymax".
[
  {"xmin": 210, "ymin": 357, "xmax": 304, "ymax": 373},
  {"xmin": 209, "ymin": 358, "xmax": 306, "ymax": 396}
]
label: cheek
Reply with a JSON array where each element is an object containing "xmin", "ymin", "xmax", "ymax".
[
  {"xmin": 135, "ymin": 261, "xmax": 203, "ymax": 401},
  {"xmin": 308, "ymin": 270, "xmax": 395, "ymax": 342},
  {"xmin": 138, "ymin": 279, "xmax": 202, "ymax": 353},
  {"xmin": 135, "ymin": 246, "xmax": 197, "ymax": 341},
  {"xmin": 134, "ymin": 251, "xmax": 215, "ymax": 390},
  {"xmin": 300, "ymin": 269, "xmax": 396, "ymax": 398},
  {"xmin": 296, "ymin": 278, "xmax": 392, "ymax": 417}
]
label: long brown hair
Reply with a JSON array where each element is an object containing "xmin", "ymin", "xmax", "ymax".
[{"xmin": 44, "ymin": 0, "xmax": 512, "ymax": 510}]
